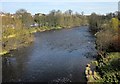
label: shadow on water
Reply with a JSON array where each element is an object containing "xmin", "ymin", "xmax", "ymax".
[{"xmin": 2, "ymin": 26, "xmax": 97, "ymax": 83}]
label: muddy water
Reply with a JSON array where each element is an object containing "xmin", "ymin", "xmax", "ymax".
[{"xmin": 2, "ymin": 26, "xmax": 97, "ymax": 83}]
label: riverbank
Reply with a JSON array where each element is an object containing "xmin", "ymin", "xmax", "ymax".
[
  {"xmin": 86, "ymin": 18, "xmax": 120, "ymax": 83},
  {"xmin": 85, "ymin": 52, "xmax": 120, "ymax": 83},
  {"xmin": 1, "ymin": 26, "xmax": 79, "ymax": 56},
  {"xmin": 85, "ymin": 34, "xmax": 120, "ymax": 83},
  {"xmin": 1, "ymin": 28, "xmax": 34, "ymax": 56}
]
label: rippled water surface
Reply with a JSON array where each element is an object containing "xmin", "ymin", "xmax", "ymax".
[{"xmin": 2, "ymin": 26, "xmax": 97, "ymax": 83}]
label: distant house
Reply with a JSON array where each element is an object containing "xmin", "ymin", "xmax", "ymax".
[
  {"xmin": 0, "ymin": 12, "xmax": 6, "ymax": 17},
  {"xmin": 35, "ymin": 13, "xmax": 46, "ymax": 16},
  {"xmin": 30, "ymin": 23, "xmax": 39, "ymax": 27}
]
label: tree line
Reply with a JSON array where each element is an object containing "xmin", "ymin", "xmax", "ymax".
[
  {"xmin": 34, "ymin": 9, "xmax": 88, "ymax": 28},
  {"xmin": 1, "ymin": 9, "xmax": 87, "ymax": 55}
]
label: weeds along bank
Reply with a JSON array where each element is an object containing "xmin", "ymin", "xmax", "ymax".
[
  {"xmin": 86, "ymin": 12, "xmax": 120, "ymax": 83},
  {"xmin": 1, "ymin": 28, "xmax": 34, "ymax": 55},
  {"xmin": 1, "ymin": 27, "xmax": 62, "ymax": 55}
]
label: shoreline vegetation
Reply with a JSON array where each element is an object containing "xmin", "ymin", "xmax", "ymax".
[
  {"xmin": 0, "ymin": 26, "xmax": 63, "ymax": 55},
  {"xmin": 1, "ymin": 25, "xmax": 89, "ymax": 56},
  {"xmin": 1, "ymin": 9, "xmax": 88, "ymax": 56},
  {"xmin": 86, "ymin": 12, "xmax": 120, "ymax": 83},
  {"xmin": 1, "ymin": 26, "xmax": 75, "ymax": 56}
]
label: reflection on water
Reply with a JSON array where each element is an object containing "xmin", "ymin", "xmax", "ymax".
[{"xmin": 2, "ymin": 26, "xmax": 97, "ymax": 82}]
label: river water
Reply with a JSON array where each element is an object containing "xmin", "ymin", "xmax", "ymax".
[{"xmin": 2, "ymin": 26, "xmax": 97, "ymax": 83}]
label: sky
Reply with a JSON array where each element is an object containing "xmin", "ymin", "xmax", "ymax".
[{"xmin": 1, "ymin": 2, "xmax": 118, "ymax": 15}]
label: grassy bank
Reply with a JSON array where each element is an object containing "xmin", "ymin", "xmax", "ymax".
[
  {"xmin": 1, "ymin": 28, "xmax": 34, "ymax": 56},
  {"xmin": 1, "ymin": 26, "xmax": 68, "ymax": 56}
]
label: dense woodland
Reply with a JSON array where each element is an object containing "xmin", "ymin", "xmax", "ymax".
[{"xmin": 1, "ymin": 9, "xmax": 120, "ymax": 83}]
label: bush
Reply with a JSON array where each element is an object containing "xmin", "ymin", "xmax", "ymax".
[
  {"xmin": 103, "ymin": 72, "xmax": 119, "ymax": 83},
  {"xmin": 96, "ymin": 53, "xmax": 120, "ymax": 83},
  {"xmin": 96, "ymin": 29, "xmax": 114, "ymax": 51}
]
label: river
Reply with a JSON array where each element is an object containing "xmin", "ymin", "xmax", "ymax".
[{"xmin": 2, "ymin": 26, "xmax": 97, "ymax": 83}]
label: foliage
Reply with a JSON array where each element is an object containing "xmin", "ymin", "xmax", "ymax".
[
  {"xmin": 89, "ymin": 11, "xmax": 120, "ymax": 83},
  {"xmin": 2, "ymin": 10, "xmax": 34, "ymax": 54},
  {"xmin": 88, "ymin": 13, "xmax": 104, "ymax": 34},
  {"xmin": 96, "ymin": 53, "xmax": 120, "ymax": 83},
  {"xmin": 96, "ymin": 29, "xmax": 114, "ymax": 51},
  {"xmin": 34, "ymin": 10, "xmax": 87, "ymax": 28},
  {"xmin": 16, "ymin": 9, "xmax": 34, "ymax": 28},
  {"xmin": 89, "ymin": 11, "xmax": 119, "ymax": 52}
]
